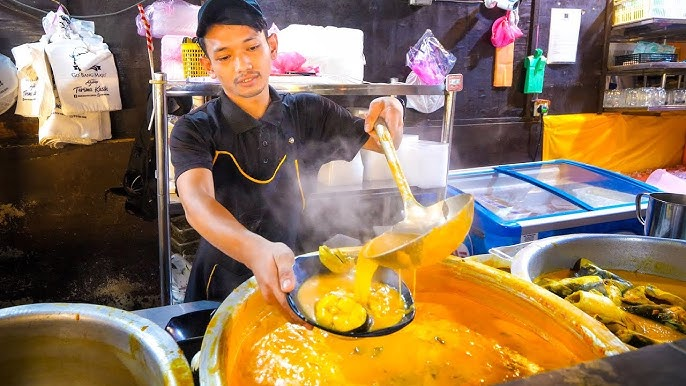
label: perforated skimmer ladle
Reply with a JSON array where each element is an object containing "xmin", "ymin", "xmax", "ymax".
[{"xmin": 358, "ymin": 119, "xmax": 475, "ymax": 270}]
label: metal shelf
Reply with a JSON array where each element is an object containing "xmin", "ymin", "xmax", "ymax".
[
  {"xmin": 600, "ymin": 0, "xmax": 686, "ymax": 112},
  {"xmin": 607, "ymin": 62, "xmax": 686, "ymax": 76},
  {"xmin": 153, "ymin": 74, "xmax": 460, "ymax": 305},
  {"xmin": 166, "ymin": 80, "xmax": 446, "ymax": 97},
  {"xmin": 610, "ymin": 18, "xmax": 686, "ymax": 42},
  {"xmin": 603, "ymin": 104, "xmax": 686, "ymax": 113}
]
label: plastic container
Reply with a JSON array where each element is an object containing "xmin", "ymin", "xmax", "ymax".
[
  {"xmin": 403, "ymin": 140, "xmax": 449, "ymax": 189},
  {"xmin": 361, "ymin": 137, "xmax": 448, "ymax": 189},
  {"xmin": 317, "ymin": 152, "xmax": 364, "ymax": 186},
  {"xmin": 181, "ymin": 39, "xmax": 208, "ymax": 78},
  {"xmin": 615, "ymin": 53, "xmax": 677, "ymax": 65},
  {"xmin": 613, "ymin": 0, "xmax": 686, "ymax": 26},
  {"xmin": 360, "ymin": 134, "xmax": 419, "ymax": 182}
]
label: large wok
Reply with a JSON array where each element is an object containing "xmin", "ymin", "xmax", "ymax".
[{"xmin": 198, "ymin": 252, "xmax": 629, "ymax": 385}]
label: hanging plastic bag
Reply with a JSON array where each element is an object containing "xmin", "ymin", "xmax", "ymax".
[
  {"xmin": 491, "ymin": 11, "xmax": 523, "ymax": 48},
  {"xmin": 136, "ymin": 0, "xmax": 200, "ymax": 38},
  {"xmin": 406, "ymin": 29, "xmax": 456, "ymax": 85},
  {"xmin": 405, "ymin": 30, "xmax": 455, "ymax": 113},
  {"xmin": 0, "ymin": 53, "xmax": 19, "ymax": 115},
  {"xmin": 405, "ymin": 71, "xmax": 444, "ymax": 114},
  {"xmin": 11, "ymin": 41, "xmax": 56, "ymax": 118},
  {"xmin": 42, "ymin": 8, "xmax": 122, "ymax": 114},
  {"xmin": 491, "ymin": 10, "xmax": 522, "ymax": 87}
]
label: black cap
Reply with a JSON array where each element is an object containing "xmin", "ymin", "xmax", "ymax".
[{"xmin": 196, "ymin": 0, "xmax": 265, "ymax": 38}]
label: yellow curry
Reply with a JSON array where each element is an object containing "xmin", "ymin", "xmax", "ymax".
[{"xmin": 222, "ymin": 262, "xmax": 615, "ymax": 386}]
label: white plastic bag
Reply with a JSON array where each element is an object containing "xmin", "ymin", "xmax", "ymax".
[
  {"xmin": 137, "ymin": 0, "xmax": 200, "ymax": 38},
  {"xmin": 38, "ymin": 102, "xmax": 111, "ymax": 148},
  {"xmin": 11, "ymin": 41, "xmax": 55, "ymax": 117},
  {"xmin": 170, "ymin": 253, "xmax": 192, "ymax": 304},
  {"xmin": 40, "ymin": 8, "xmax": 122, "ymax": 114},
  {"xmin": 0, "ymin": 53, "xmax": 18, "ymax": 115},
  {"xmin": 405, "ymin": 71, "xmax": 444, "ymax": 114},
  {"xmin": 45, "ymin": 40, "xmax": 122, "ymax": 114}
]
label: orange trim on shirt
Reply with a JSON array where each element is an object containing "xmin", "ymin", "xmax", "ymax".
[
  {"xmin": 213, "ymin": 151, "xmax": 287, "ymax": 184},
  {"xmin": 213, "ymin": 150, "xmax": 306, "ymax": 210}
]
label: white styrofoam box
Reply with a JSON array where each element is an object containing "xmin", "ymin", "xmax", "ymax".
[
  {"xmin": 310, "ymin": 55, "xmax": 365, "ymax": 83},
  {"xmin": 276, "ymin": 24, "xmax": 365, "ymax": 82},
  {"xmin": 317, "ymin": 152, "xmax": 364, "ymax": 186},
  {"xmin": 161, "ymin": 35, "xmax": 185, "ymax": 81}
]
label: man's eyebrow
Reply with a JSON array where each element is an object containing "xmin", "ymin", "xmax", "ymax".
[{"xmin": 210, "ymin": 37, "xmax": 260, "ymax": 54}]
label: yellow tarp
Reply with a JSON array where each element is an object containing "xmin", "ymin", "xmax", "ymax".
[{"xmin": 542, "ymin": 113, "xmax": 686, "ymax": 173}]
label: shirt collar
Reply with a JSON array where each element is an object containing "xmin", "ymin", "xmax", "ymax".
[{"xmin": 219, "ymin": 86, "xmax": 284, "ymax": 135}]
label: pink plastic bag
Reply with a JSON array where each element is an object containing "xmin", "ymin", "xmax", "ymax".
[
  {"xmin": 271, "ymin": 52, "xmax": 319, "ymax": 75},
  {"xmin": 491, "ymin": 11, "xmax": 523, "ymax": 48},
  {"xmin": 406, "ymin": 29, "xmax": 456, "ymax": 85}
]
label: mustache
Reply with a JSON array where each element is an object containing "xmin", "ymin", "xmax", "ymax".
[{"xmin": 234, "ymin": 71, "xmax": 261, "ymax": 84}]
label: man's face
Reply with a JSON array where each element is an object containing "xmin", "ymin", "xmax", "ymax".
[{"xmin": 201, "ymin": 24, "xmax": 277, "ymax": 101}]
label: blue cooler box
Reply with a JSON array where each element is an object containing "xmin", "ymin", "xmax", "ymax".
[{"xmin": 447, "ymin": 160, "xmax": 661, "ymax": 255}]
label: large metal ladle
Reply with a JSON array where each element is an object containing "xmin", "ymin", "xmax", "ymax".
[{"xmin": 358, "ymin": 119, "xmax": 475, "ymax": 270}]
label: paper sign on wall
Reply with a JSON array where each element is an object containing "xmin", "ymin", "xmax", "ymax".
[{"xmin": 547, "ymin": 8, "xmax": 582, "ymax": 64}]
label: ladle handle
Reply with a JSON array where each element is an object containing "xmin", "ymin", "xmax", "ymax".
[{"xmin": 373, "ymin": 119, "xmax": 421, "ymax": 210}]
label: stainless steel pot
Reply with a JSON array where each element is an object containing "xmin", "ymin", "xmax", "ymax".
[
  {"xmin": 511, "ymin": 233, "xmax": 686, "ymax": 282},
  {"xmin": 0, "ymin": 303, "xmax": 193, "ymax": 386}
]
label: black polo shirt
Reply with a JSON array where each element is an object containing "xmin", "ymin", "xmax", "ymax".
[{"xmin": 170, "ymin": 85, "xmax": 368, "ymax": 252}]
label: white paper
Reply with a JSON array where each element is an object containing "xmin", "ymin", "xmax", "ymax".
[{"xmin": 547, "ymin": 8, "xmax": 582, "ymax": 64}]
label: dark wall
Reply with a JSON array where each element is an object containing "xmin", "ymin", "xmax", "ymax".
[{"xmin": 0, "ymin": 0, "xmax": 607, "ymax": 308}]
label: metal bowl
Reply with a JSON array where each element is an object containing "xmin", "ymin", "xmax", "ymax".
[
  {"xmin": 0, "ymin": 303, "xmax": 193, "ymax": 386},
  {"xmin": 511, "ymin": 233, "xmax": 686, "ymax": 282}
]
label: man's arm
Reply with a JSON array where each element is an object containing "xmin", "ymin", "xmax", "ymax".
[{"xmin": 176, "ymin": 168, "xmax": 297, "ymax": 317}]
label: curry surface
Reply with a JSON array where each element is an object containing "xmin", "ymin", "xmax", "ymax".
[{"xmin": 223, "ymin": 263, "xmax": 608, "ymax": 386}]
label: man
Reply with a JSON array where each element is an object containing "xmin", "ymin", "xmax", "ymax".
[{"xmin": 170, "ymin": 0, "xmax": 404, "ymax": 317}]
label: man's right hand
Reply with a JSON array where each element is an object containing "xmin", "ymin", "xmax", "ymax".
[{"xmin": 243, "ymin": 238, "xmax": 302, "ymax": 322}]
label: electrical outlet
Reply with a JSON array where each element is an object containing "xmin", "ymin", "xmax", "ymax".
[{"xmin": 533, "ymin": 99, "xmax": 550, "ymax": 117}]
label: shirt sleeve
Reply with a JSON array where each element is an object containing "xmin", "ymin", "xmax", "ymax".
[
  {"xmin": 291, "ymin": 93, "xmax": 368, "ymax": 168},
  {"xmin": 170, "ymin": 110, "xmax": 215, "ymax": 182}
]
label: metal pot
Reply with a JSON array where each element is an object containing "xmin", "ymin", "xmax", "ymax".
[
  {"xmin": 199, "ymin": 252, "xmax": 629, "ymax": 385},
  {"xmin": 0, "ymin": 303, "xmax": 193, "ymax": 386},
  {"xmin": 511, "ymin": 233, "xmax": 686, "ymax": 282}
]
